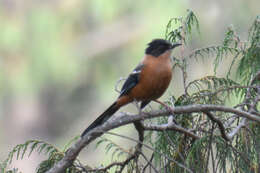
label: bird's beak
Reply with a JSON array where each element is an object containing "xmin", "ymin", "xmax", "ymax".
[{"xmin": 171, "ymin": 43, "xmax": 182, "ymax": 49}]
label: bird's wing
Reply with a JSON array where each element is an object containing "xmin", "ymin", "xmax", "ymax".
[{"xmin": 119, "ymin": 64, "xmax": 144, "ymax": 97}]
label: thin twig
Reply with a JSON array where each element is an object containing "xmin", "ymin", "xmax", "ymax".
[
  {"xmin": 115, "ymin": 77, "xmax": 126, "ymax": 93},
  {"xmin": 140, "ymin": 153, "xmax": 158, "ymax": 173},
  {"xmin": 226, "ymin": 78, "xmax": 260, "ymax": 139},
  {"xmin": 205, "ymin": 124, "xmax": 215, "ymax": 173},
  {"xmin": 203, "ymin": 112, "xmax": 229, "ymax": 141},
  {"xmin": 143, "ymin": 122, "xmax": 199, "ymax": 139},
  {"xmin": 88, "ymin": 121, "xmax": 144, "ymax": 173},
  {"xmin": 104, "ymin": 132, "xmax": 194, "ymax": 173},
  {"xmin": 227, "ymin": 118, "xmax": 246, "ymax": 139},
  {"xmin": 210, "ymin": 139, "xmax": 216, "ymax": 173}
]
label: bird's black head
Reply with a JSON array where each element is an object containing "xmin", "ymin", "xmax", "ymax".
[{"xmin": 145, "ymin": 39, "xmax": 181, "ymax": 57}]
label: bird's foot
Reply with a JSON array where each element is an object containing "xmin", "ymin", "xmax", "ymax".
[{"xmin": 154, "ymin": 100, "xmax": 174, "ymax": 114}]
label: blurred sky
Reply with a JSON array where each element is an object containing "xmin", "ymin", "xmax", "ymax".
[{"xmin": 0, "ymin": 0, "xmax": 259, "ymax": 172}]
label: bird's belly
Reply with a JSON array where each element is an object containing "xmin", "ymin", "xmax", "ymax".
[{"xmin": 130, "ymin": 68, "xmax": 172, "ymax": 101}]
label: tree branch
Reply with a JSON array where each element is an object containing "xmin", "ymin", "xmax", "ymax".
[
  {"xmin": 227, "ymin": 118, "xmax": 247, "ymax": 139},
  {"xmin": 143, "ymin": 122, "xmax": 199, "ymax": 139},
  {"xmin": 47, "ymin": 104, "xmax": 259, "ymax": 173},
  {"xmin": 225, "ymin": 73, "xmax": 260, "ymax": 140},
  {"xmin": 142, "ymin": 153, "xmax": 157, "ymax": 173},
  {"xmin": 203, "ymin": 111, "xmax": 230, "ymax": 141}
]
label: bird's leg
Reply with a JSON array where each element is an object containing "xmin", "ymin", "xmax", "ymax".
[
  {"xmin": 133, "ymin": 99, "xmax": 142, "ymax": 114},
  {"xmin": 154, "ymin": 100, "xmax": 177, "ymax": 124},
  {"xmin": 154, "ymin": 100, "xmax": 174, "ymax": 114}
]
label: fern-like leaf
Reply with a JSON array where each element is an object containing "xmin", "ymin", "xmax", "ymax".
[
  {"xmin": 2, "ymin": 140, "xmax": 59, "ymax": 173},
  {"xmin": 166, "ymin": 9, "xmax": 199, "ymax": 44}
]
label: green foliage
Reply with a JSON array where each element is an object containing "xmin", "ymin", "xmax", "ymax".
[
  {"xmin": 1, "ymin": 140, "xmax": 57, "ymax": 173},
  {"xmin": 96, "ymin": 137, "xmax": 129, "ymax": 160},
  {"xmin": 1, "ymin": 138, "xmax": 80, "ymax": 173},
  {"xmin": 237, "ymin": 16, "xmax": 260, "ymax": 84},
  {"xmin": 146, "ymin": 11, "xmax": 260, "ymax": 173},
  {"xmin": 165, "ymin": 9, "xmax": 199, "ymax": 44}
]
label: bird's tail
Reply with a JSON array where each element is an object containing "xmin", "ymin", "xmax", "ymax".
[{"xmin": 81, "ymin": 102, "xmax": 119, "ymax": 137}]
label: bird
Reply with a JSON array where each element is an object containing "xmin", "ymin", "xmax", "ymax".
[{"xmin": 81, "ymin": 39, "xmax": 181, "ymax": 137}]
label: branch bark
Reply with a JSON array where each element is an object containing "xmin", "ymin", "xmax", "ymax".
[
  {"xmin": 143, "ymin": 122, "xmax": 199, "ymax": 139},
  {"xmin": 203, "ymin": 111, "xmax": 230, "ymax": 141}
]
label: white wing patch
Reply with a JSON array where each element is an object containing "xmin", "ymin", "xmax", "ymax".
[{"xmin": 131, "ymin": 69, "xmax": 142, "ymax": 75}]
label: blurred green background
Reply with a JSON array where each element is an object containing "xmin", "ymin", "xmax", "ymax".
[{"xmin": 0, "ymin": 0, "xmax": 259, "ymax": 172}]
